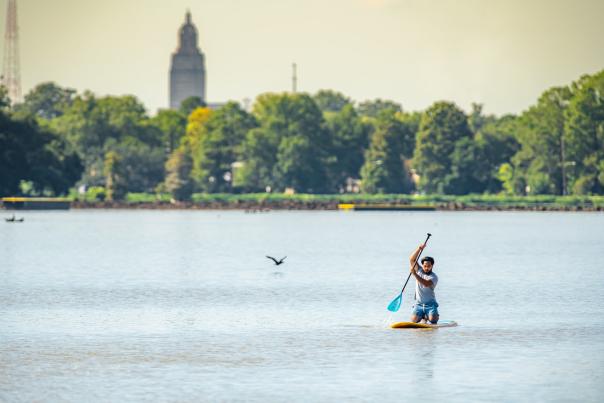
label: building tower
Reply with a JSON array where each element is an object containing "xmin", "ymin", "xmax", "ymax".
[
  {"xmin": 2, "ymin": 0, "xmax": 21, "ymax": 104},
  {"xmin": 169, "ymin": 11, "xmax": 206, "ymax": 109}
]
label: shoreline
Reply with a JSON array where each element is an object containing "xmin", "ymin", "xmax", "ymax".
[{"xmin": 68, "ymin": 200, "xmax": 604, "ymax": 212}]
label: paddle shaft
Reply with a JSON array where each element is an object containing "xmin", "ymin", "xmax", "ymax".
[{"xmin": 397, "ymin": 233, "xmax": 432, "ymax": 297}]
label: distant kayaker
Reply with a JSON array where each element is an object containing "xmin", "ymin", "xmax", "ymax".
[{"xmin": 409, "ymin": 244, "xmax": 439, "ymax": 324}]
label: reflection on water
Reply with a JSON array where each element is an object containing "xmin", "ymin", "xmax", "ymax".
[
  {"xmin": 406, "ymin": 331, "xmax": 437, "ymax": 380},
  {"xmin": 1, "ymin": 210, "xmax": 604, "ymax": 401}
]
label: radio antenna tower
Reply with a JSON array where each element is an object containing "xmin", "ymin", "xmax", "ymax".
[{"xmin": 2, "ymin": 0, "xmax": 21, "ymax": 104}]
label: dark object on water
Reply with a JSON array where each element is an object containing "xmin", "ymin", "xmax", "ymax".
[
  {"xmin": 5, "ymin": 214, "xmax": 24, "ymax": 223},
  {"xmin": 266, "ymin": 256, "xmax": 287, "ymax": 265}
]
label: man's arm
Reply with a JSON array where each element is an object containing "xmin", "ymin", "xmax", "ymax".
[
  {"xmin": 410, "ymin": 268, "xmax": 433, "ymax": 287},
  {"xmin": 408, "ymin": 244, "xmax": 424, "ymax": 271},
  {"xmin": 408, "ymin": 243, "xmax": 433, "ymax": 287}
]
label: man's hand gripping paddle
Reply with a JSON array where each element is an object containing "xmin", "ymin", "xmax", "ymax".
[{"xmin": 387, "ymin": 233, "xmax": 432, "ymax": 312}]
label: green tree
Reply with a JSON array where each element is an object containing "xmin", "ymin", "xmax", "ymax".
[
  {"xmin": 357, "ymin": 99, "xmax": 402, "ymax": 118},
  {"xmin": 564, "ymin": 70, "xmax": 604, "ymax": 194},
  {"xmin": 313, "ymin": 90, "xmax": 352, "ymax": 113},
  {"xmin": 413, "ymin": 101, "xmax": 473, "ymax": 193},
  {"xmin": 475, "ymin": 116, "xmax": 521, "ymax": 193},
  {"xmin": 396, "ymin": 111, "xmax": 422, "ymax": 156},
  {"xmin": 149, "ymin": 109, "xmax": 187, "ymax": 155},
  {"xmin": 179, "ymin": 96, "xmax": 206, "ymax": 117},
  {"xmin": 442, "ymin": 114, "xmax": 521, "ymax": 195},
  {"xmin": 439, "ymin": 113, "xmax": 520, "ymax": 195},
  {"xmin": 0, "ymin": 112, "xmax": 82, "ymax": 196},
  {"xmin": 103, "ymin": 150, "xmax": 123, "ymax": 201},
  {"xmin": 238, "ymin": 93, "xmax": 330, "ymax": 193},
  {"xmin": 325, "ymin": 104, "xmax": 370, "ymax": 190},
  {"xmin": 442, "ymin": 137, "xmax": 489, "ymax": 194},
  {"xmin": 497, "ymin": 163, "xmax": 517, "ymax": 195},
  {"xmin": 234, "ymin": 127, "xmax": 277, "ymax": 191},
  {"xmin": 51, "ymin": 93, "xmax": 162, "ymax": 188},
  {"xmin": 164, "ymin": 147, "xmax": 194, "ymax": 201},
  {"xmin": 12, "ymin": 82, "xmax": 76, "ymax": 120},
  {"xmin": 105, "ymin": 138, "xmax": 166, "ymax": 194},
  {"xmin": 52, "ymin": 93, "xmax": 151, "ymax": 152},
  {"xmin": 360, "ymin": 112, "xmax": 414, "ymax": 193},
  {"xmin": 510, "ymin": 87, "xmax": 572, "ymax": 195},
  {"xmin": 468, "ymin": 103, "xmax": 497, "ymax": 134},
  {"xmin": 190, "ymin": 102, "xmax": 257, "ymax": 192}
]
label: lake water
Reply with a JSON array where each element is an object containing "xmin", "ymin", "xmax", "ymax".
[{"xmin": 1, "ymin": 210, "xmax": 603, "ymax": 402}]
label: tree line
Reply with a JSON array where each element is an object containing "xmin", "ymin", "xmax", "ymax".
[{"xmin": 1, "ymin": 69, "xmax": 602, "ymax": 199}]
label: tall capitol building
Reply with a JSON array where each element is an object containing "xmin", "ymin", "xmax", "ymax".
[{"xmin": 169, "ymin": 11, "xmax": 206, "ymax": 109}]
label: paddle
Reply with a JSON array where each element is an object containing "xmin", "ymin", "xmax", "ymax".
[{"xmin": 387, "ymin": 233, "xmax": 432, "ymax": 312}]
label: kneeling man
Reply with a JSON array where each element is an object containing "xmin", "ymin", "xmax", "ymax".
[{"xmin": 409, "ymin": 244, "xmax": 439, "ymax": 324}]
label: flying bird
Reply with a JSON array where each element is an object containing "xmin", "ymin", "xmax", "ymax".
[{"xmin": 266, "ymin": 256, "xmax": 287, "ymax": 266}]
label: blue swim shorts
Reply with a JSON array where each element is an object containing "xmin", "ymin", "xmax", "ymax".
[{"xmin": 412, "ymin": 302, "xmax": 439, "ymax": 319}]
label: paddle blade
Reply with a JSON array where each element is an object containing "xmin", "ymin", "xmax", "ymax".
[{"xmin": 387, "ymin": 293, "xmax": 402, "ymax": 312}]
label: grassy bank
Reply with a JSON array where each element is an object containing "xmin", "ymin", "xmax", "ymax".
[{"xmin": 69, "ymin": 193, "xmax": 604, "ymax": 211}]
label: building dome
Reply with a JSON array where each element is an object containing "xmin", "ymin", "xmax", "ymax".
[{"xmin": 178, "ymin": 11, "xmax": 199, "ymax": 54}]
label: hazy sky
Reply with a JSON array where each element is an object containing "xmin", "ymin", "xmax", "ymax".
[{"xmin": 3, "ymin": 0, "xmax": 604, "ymax": 115}]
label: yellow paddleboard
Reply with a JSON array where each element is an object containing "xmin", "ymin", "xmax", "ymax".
[{"xmin": 390, "ymin": 320, "xmax": 457, "ymax": 329}]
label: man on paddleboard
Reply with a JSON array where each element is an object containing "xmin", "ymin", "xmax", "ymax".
[{"xmin": 409, "ymin": 244, "xmax": 439, "ymax": 324}]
